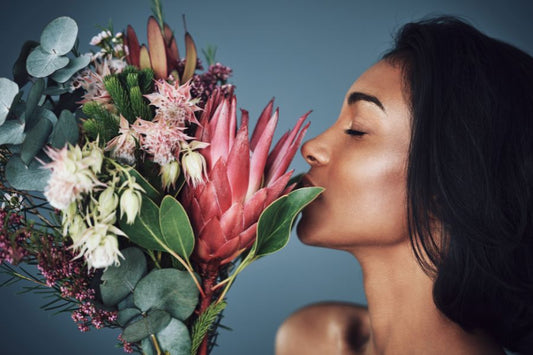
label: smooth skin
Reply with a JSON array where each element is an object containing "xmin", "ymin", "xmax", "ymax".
[{"xmin": 275, "ymin": 61, "xmax": 505, "ymax": 355}]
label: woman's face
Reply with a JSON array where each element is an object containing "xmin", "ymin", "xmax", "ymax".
[{"xmin": 297, "ymin": 60, "xmax": 412, "ymax": 250}]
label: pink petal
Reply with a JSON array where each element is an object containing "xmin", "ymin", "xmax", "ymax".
[
  {"xmin": 246, "ymin": 108, "xmax": 278, "ymax": 200},
  {"xmin": 239, "ymin": 223, "xmax": 257, "ymax": 250},
  {"xmin": 195, "ymin": 238, "xmax": 213, "ymax": 262},
  {"xmin": 281, "ymin": 182, "xmax": 297, "ymax": 196},
  {"xmin": 219, "ymin": 202, "xmax": 244, "ymax": 239},
  {"xmin": 214, "ymin": 236, "xmax": 242, "ymax": 264},
  {"xmin": 228, "ymin": 95, "xmax": 237, "ymax": 149},
  {"xmin": 190, "ymin": 197, "xmax": 205, "ymax": 233},
  {"xmin": 208, "ymin": 99, "xmax": 230, "ymax": 169},
  {"xmin": 197, "ymin": 181, "xmax": 221, "ymax": 221},
  {"xmin": 243, "ymin": 188, "xmax": 267, "ymax": 228},
  {"xmin": 209, "ymin": 158, "xmax": 232, "ymax": 213},
  {"xmin": 226, "ymin": 119, "xmax": 250, "ymax": 203},
  {"xmin": 199, "ymin": 217, "xmax": 226, "ymax": 252},
  {"xmin": 251, "ymin": 98, "xmax": 274, "ymax": 151},
  {"xmin": 265, "ymin": 170, "xmax": 293, "ymax": 207}
]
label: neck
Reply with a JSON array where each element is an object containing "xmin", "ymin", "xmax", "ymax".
[{"xmin": 350, "ymin": 240, "xmax": 499, "ymax": 354}]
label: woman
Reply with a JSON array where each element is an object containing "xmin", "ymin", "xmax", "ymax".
[{"xmin": 276, "ymin": 17, "xmax": 533, "ymax": 354}]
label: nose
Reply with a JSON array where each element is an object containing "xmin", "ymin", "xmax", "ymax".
[{"xmin": 301, "ymin": 135, "xmax": 330, "ymax": 166}]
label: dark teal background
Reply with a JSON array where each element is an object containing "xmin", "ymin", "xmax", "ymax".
[{"xmin": 0, "ymin": 0, "xmax": 532, "ymax": 354}]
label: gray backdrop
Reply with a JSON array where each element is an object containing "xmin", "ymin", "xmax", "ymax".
[{"xmin": 0, "ymin": 0, "xmax": 531, "ymax": 354}]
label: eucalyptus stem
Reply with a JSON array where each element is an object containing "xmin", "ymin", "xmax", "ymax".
[
  {"xmin": 146, "ymin": 250, "xmax": 162, "ymax": 269},
  {"xmin": 150, "ymin": 334, "xmax": 162, "ymax": 355}
]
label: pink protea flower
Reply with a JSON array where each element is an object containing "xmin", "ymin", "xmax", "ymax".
[
  {"xmin": 144, "ymin": 80, "xmax": 201, "ymax": 126},
  {"xmin": 180, "ymin": 91, "xmax": 310, "ymax": 268},
  {"xmin": 105, "ymin": 115, "xmax": 139, "ymax": 165},
  {"xmin": 131, "ymin": 118, "xmax": 191, "ymax": 165}
]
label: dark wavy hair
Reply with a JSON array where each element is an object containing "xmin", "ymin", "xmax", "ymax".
[{"xmin": 383, "ymin": 17, "xmax": 533, "ymax": 353}]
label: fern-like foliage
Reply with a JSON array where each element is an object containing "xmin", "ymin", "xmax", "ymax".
[
  {"xmin": 82, "ymin": 102, "xmax": 120, "ymax": 144},
  {"xmin": 190, "ymin": 301, "xmax": 227, "ymax": 355}
]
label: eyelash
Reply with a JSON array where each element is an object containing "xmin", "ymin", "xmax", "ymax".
[{"xmin": 344, "ymin": 129, "xmax": 366, "ymax": 137}]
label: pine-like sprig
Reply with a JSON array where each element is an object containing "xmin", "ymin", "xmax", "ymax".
[
  {"xmin": 190, "ymin": 301, "xmax": 227, "ymax": 355},
  {"xmin": 82, "ymin": 102, "xmax": 120, "ymax": 143}
]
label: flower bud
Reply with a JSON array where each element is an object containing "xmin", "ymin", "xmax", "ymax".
[
  {"xmin": 98, "ymin": 186, "xmax": 118, "ymax": 222},
  {"xmin": 120, "ymin": 188, "xmax": 142, "ymax": 224},
  {"xmin": 160, "ymin": 161, "xmax": 180, "ymax": 190},
  {"xmin": 83, "ymin": 145, "xmax": 104, "ymax": 174},
  {"xmin": 69, "ymin": 215, "xmax": 87, "ymax": 244},
  {"xmin": 85, "ymin": 235, "xmax": 123, "ymax": 270},
  {"xmin": 181, "ymin": 150, "xmax": 207, "ymax": 187}
]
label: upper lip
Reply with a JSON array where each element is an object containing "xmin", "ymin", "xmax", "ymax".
[{"xmin": 299, "ymin": 173, "xmax": 316, "ymax": 188}]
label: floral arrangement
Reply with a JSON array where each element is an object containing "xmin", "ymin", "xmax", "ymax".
[{"xmin": 0, "ymin": 1, "xmax": 322, "ymax": 354}]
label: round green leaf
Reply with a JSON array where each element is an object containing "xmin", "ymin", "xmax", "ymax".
[
  {"xmin": 40, "ymin": 16, "xmax": 78, "ymax": 56},
  {"xmin": 133, "ymin": 268, "xmax": 199, "ymax": 321},
  {"xmin": 100, "ymin": 247, "xmax": 147, "ymax": 306},
  {"xmin": 118, "ymin": 293, "xmax": 136, "ymax": 311},
  {"xmin": 141, "ymin": 318, "xmax": 191, "ymax": 355},
  {"xmin": 49, "ymin": 110, "xmax": 79, "ymax": 148},
  {"xmin": 26, "ymin": 106, "xmax": 57, "ymax": 131},
  {"xmin": 0, "ymin": 120, "xmax": 25, "ymax": 145},
  {"xmin": 20, "ymin": 118, "xmax": 52, "ymax": 165},
  {"xmin": 5, "ymin": 154, "xmax": 50, "ymax": 191},
  {"xmin": 122, "ymin": 309, "xmax": 171, "ymax": 343},
  {"xmin": 159, "ymin": 195, "xmax": 195, "ymax": 260},
  {"xmin": 26, "ymin": 46, "xmax": 69, "ymax": 78},
  {"xmin": 51, "ymin": 54, "xmax": 91, "ymax": 83},
  {"xmin": 117, "ymin": 307, "xmax": 142, "ymax": 327},
  {"xmin": 253, "ymin": 187, "xmax": 324, "ymax": 257},
  {"xmin": 0, "ymin": 78, "xmax": 19, "ymax": 126},
  {"xmin": 25, "ymin": 78, "xmax": 45, "ymax": 120}
]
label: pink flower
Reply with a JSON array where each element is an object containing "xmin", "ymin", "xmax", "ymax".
[
  {"xmin": 105, "ymin": 115, "xmax": 139, "ymax": 165},
  {"xmin": 144, "ymin": 80, "xmax": 201, "ymax": 126},
  {"xmin": 180, "ymin": 92, "xmax": 310, "ymax": 267},
  {"xmin": 131, "ymin": 118, "xmax": 191, "ymax": 166}
]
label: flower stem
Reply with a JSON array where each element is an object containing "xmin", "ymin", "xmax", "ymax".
[{"xmin": 197, "ymin": 268, "xmax": 218, "ymax": 355}]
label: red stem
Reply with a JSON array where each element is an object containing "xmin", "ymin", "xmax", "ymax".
[{"xmin": 197, "ymin": 267, "xmax": 218, "ymax": 355}]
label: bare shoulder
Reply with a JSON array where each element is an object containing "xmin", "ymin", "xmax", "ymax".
[{"xmin": 275, "ymin": 302, "xmax": 371, "ymax": 355}]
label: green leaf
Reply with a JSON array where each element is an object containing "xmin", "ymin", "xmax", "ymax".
[
  {"xmin": 122, "ymin": 309, "xmax": 171, "ymax": 343},
  {"xmin": 190, "ymin": 301, "xmax": 226, "ymax": 355},
  {"xmin": 253, "ymin": 187, "xmax": 324, "ymax": 257},
  {"xmin": 0, "ymin": 120, "xmax": 26, "ymax": 145},
  {"xmin": 26, "ymin": 106, "xmax": 57, "ymax": 131},
  {"xmin": 51, "ymin": 54, "xmax": 91, "ymax": 83},
  {"xmin": 127, "ymin": 168, "xmax": 161, "ymax": 202},
  {"xmin": 44, "ymin": 84, "xmax": 69, "ymax": 96},
  {"xmin": 5, "ymin": 154, "xmax": 50, "ymax": 191},
  {"xmin": 40, "ymin": 16, "xmax": 78, "ymax": 56},
  {"xmin": 100, "ymin": 247, "xmax": 147, "ymax": 306},
  {"xmin": 119, "ymin": 195, "xmax": 164, "ymax": 251},
  {"xmin": 49, "ymin": 110, "xmax": 79, "ymax": 148},
  {"xmin": 117, "ymin": 307, "xmax": 142, "ymax": 327},
  {"xmin": 25, "ymin": 78, "xmax": 45, "ymax": 121},
  {"xmin": 118, "ymin": 293, "xmax": 136, "ymax": 310},
  {"xmin": 159, "ymin": 196, "xmax": 195, "ymax": 261},
  {"xmin": 133, "ymin": 268, "xmax": 199, "ymax": 321},
  {"xmin": 141, "ymin": 318, "xmax": 191, "ymax": 355},
  {"xmin": 26, "ymin": 46, "xmax": 69, "ymax": 78},
  {"xmin": 0, "ymin": 78, "xmax": 19, "ymax": 126},
  {"xmin": 13, "ymin": 40, "xmax": 39, "ymax": 87},
  {"xmin": 20, "ymin": 118, "xmax": 52, "ymax": 165}
]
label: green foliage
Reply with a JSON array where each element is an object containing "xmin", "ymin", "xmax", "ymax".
[
  {"xmin": 119, "ymin": 195, "xmax": 164, "ymax": 251},
  {"xmin": 142, "ymin": 318, "xmax": 191, "ymax": 355},
  {"xmin": 252, "ymin": 186, "xmax": 324, "ymax": 257},
  {"xmin": 5, "ymin": 154, "xmax": 50, "ymax": 191},
  {"xmin": 0, "ymin": 78, "xmax": 19, "ymax": 125},
  {"xmin": 26, "ymin": 46, "xmax": 69, "ymax": 78},
  {"xmin": 133, "ymin": 268, "xmax": 199, "ymax": 321},
  {"xmin": 159, "ymin": 195, "xmax": 195, "ymax": 261},
  {"xmin": 39, "ymin": 16, "xmax": 78, "ymax": 56},
  {"xmin": 51, "ymin": 54, "xmax": 91, "ymax": 83},
  {"xmin": 120, "ymin": 168, "xmax": 161, "ymax": 202},
  {"xmin": 103, "ymin": 66, "xmax": 154, "ymax": 124},
  {"xmin": 117, "ymin": 307, "xmax": 142, "ymax": 327},
  {"xmin": 190, "ymin": 301, "xmax": 227, "ymax": 355},
  {"xmin": 21, "ymin": 118, "xmax": 53, "ymax": 165},
  {"xmin": 49, "ymin": 110, "xmax": 79, "ymax": 148},
  {"xmin": 122, "ymin": 309, "xmax": 171, "ymax": 343},
  {"xmin": 0, "ymin": 121, "xmax": 25, "ymax": 145},
  {"xmin": 25, "ymin": 78, "xmax": 44, "ymax": 122},
  {"xmin": 12, "ymin": 40, "xmax": 39, "ymax": 87},
  {"xmin": 99, "ymin": 247, "xmax": 147, "ymax": 306},
  {"xmin": 82, "ymin": 101, "xmax": 119, "ymax": 143}
]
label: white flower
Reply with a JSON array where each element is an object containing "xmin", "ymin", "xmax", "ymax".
[
  {"xmin": 73, "ymin": 222, "xmax": 125, "ymax": 270},
  {"xmin": 105, "ymin": 115, "xmax": 138, "ymax": 165},
  {"xmin": 97, "ymin": 186, "xmax": 118, "ymax": 223},
  {"xmin": 160, "ymin": 161, "xmax": 180, "ymax": 190},
  {"xmin": 120, "ymin": 187, "xmax": 142, "ymax": 224},
  {"xmin": 85, "ymin": 235, "xmax": 123, "ymax": 270},
  {"xmin": 1, "ymin": 192, "xmax": 24, "ymax": 211},
  {"xmin": 181, "ymin": 141, "xmax": 209, "ymax": 187},
  {"xmin": 42, "ymin": 145, "xmax": 102, "ymax": 210},
  {"xmin": 82, "ymin": 143, "xmax": 104, "ymax": 174}
]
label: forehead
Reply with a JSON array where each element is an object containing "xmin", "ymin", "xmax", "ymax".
[{"xmin": 346, "ymin": 60, "xmax": 408, "ymax": 113}]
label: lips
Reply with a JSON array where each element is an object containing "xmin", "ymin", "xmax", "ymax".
[{"xmin": 298, "ymin": 174, "xmax": 316, "ymax": 188}]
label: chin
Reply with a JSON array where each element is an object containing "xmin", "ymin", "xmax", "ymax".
[{"xmin": 295, "ymin": 214, "xmax": 328, "ymax": 247}]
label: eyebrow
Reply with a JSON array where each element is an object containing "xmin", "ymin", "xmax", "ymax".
[{"xmin": 347, "ymin": 91, "xmax": 385, "ymax": 112}]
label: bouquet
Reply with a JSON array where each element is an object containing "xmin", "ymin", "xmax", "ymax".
[{"xmin": 0, "ymin": 1, "xmax": 322, "ymax": 354}]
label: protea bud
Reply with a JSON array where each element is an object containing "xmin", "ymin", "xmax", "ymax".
[{"xmin": 180, "ymin": 91, "xmax": 310, "ymax": 268}]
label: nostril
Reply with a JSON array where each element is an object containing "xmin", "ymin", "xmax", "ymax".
[{"xmin": 306, "ymin": 155, "xmax": 317, "ymax": 162}]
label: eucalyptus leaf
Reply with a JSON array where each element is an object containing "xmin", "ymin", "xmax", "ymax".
[
  {"xmin": 20, "ymin": 118, "xmax": 52, "ymax": 165},
  {"xmin": 49, "ymin": 110, "xmax": 79, "ymax": 148},
  {"xmin": 5, "ymin": 154, "xmax": 50, "ymax": 191},
  {"xmin": 141, "ymin": 318, "xmax": 191, "ymax": 355},
  {"xmin": 25, "ymin": 78, "xmax": 45, "ymax": 120},
  {"xmin": 122, "ymin": 309, "xmax": 171, "ymax": 343},
  {"xmin": 118, "ymin": 293, "xmax": 136, "ymax": 310},
  {"xmin": 117, "ymin": 307, "xmax": 142, "ymax": 327},
  {"xmin": 13, "ymin": 40, "xmax": 39, "ymax": 87},
  {"xmin": 26, "ymin": 46, "xmax": 69, "ymax": 78},
  {"xmin": 100, "ymin": 247, "xmax": 147, "ymax": 306},
  {"xmin": 26, "ymin": 106, "xmax": 58, "ymax": 131},
  {"xmin": 0, "ymin": 78, "xmax": 19, "ymax": 126},
  {"xmin": 40, "ymin": 16, "xmax": 78, "ymax": 56},
  {"xmin": 133, "ymin": 268, "xmax": 199, "ymax": 321},
  {"xmin": 159, "ymin": 195, "xmax": 195, "ymax": 261},
  {"xmin": 119, "ymin": 195, "xmax": 164, "ymax": 251},
  {"xmin": 0, "ymin": 120, "xmax": 26, "ymax": 145},
  {"xmin": 44, "ymin": 85, "xmax": 70, "ymax": 96},
  {"xmin": 253, "ymin": 187, "xmax": 324, "ymax": 257},
  {"xmin": 51, "ymin": 54, "xmax": 91, "ymax": 83}
]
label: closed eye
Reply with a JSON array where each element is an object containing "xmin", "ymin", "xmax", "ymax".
[{"xmin": 345, "ymin": 129, "xmax": 366, "ymax": 137}]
